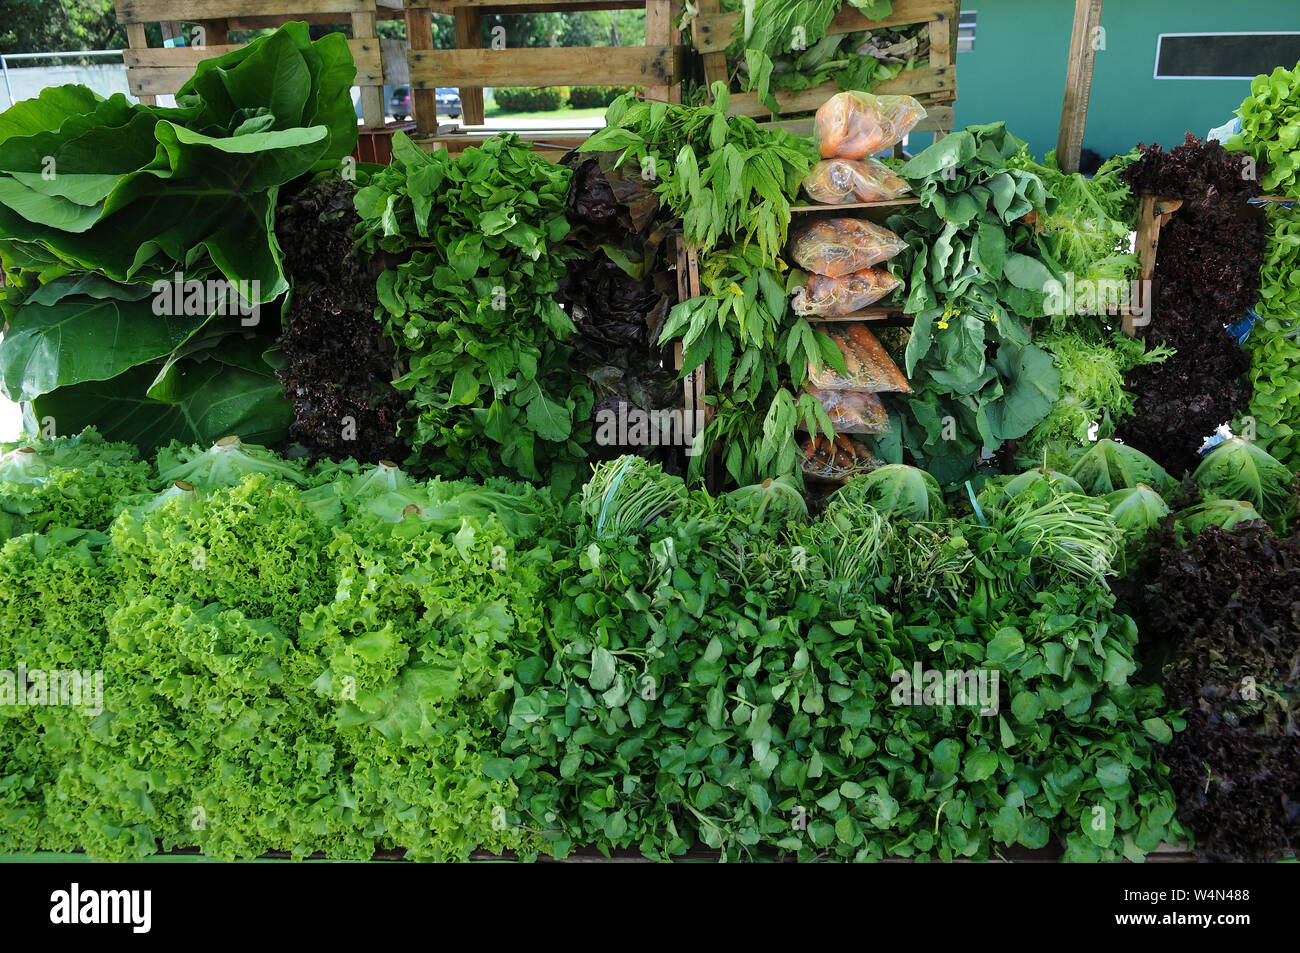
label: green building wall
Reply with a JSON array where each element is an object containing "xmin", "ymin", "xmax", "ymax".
[{"xmin": 946, "ymin": 0, "xmax": 1299, "ymax": 160}]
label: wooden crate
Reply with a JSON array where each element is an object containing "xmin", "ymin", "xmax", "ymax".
[
  {"xmin": 404, "ymin": 0, "xmax": 686, "ymax": 148},
  {"xmin": 690, "ymin": 0, "xmax": 959, "ymax": 139},
  {"xmin": 114, "ymin": 0, "xmax": 405, "ymax": 127}
]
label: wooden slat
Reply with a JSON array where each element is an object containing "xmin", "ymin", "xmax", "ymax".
[
  {"xmin": 201, "ymin": 17, "xmax": 229, "ymax": 44},
  {"xmin": 124, "ymin": 22, "xmax": 157, "ymax": 106},
  {"xmin": 454, "ymin": 7, "xmax": 486, "ymax": 125},
  {"xmin": 222, "ymin": 10, "xmax": 404, "ymax": 27},
  {"xmin": 352, "ymin": 10, "xmax": 384, "ymax": 127},
  {"xmin": 405, "ymin": 5, "xmax": 440, "ymax": 136},
  {"xmin": 1129, "ymin": 193, "xmax": 1181, "ymax": 335},
  {"xmin": 791, "ymin": 198, "xmax": 920, "ymax": 213},
  {"xmin": 124, "ymin": 38, "xmax": 382, "ymax": 93},
  {"xmin": 410, "ymin": 45, "xmax": 680, "ymax": 88},
  {"xmin": 928, "ymin": 12, "xmax": 951, "ymax": 70},
  {"xmin": 692, "ymin": 0, "xmax": 956, "ymax": 54},
  {"xmin": 412, "ymin": 0, "xmax": 646, "ymax": 10},
  {"xmin": 114, "ymin": 0, "xmax": 371, "ymax": 24},
  {"xmin": 697, "ymin": 0, "xmax": 730, "ymax": 93},
  {"xmin": 1056, "ymin": 0, "xmax": 1104, "ymax": 174},
  {"xmin": 725, "ymin": 67, "xmax": 953, "ymax": 118},
  {"xmin": 644, "ymin": 0, "xmax": 683, "ymax": 104}
]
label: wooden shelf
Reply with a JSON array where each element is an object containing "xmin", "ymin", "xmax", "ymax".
[
  {"xmin": 792, "ymin": 198, "xmax": 921, "ymax": 213},
  {"xmin": 802, "ymin": 307, "xmax": 910, "ymax": 323}
]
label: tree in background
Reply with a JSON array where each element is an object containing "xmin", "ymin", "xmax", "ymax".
[{"xmin": 0, "ymin": 0, "xmax": 124, "ymax": 53}]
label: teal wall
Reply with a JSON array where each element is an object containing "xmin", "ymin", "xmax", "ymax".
[{"xmin": 945, "ymin": 0, "xmax": 1300, "ymax": 160}]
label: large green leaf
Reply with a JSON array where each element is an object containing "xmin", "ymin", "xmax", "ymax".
[
  {"xmin": 0, "ymin": 294, "xmax": 211, "ymax": 401},
  {"xmin": 981, "ymin": 343, "xmax": 1060, "ymax": 441},
  {"xmin": 29, "ymin": 359, "xmax": 291, "ymax": 451}
]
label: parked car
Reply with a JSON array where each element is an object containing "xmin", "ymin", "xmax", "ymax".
[
  {"xmin": 389, "ymin": 85, "xmax": 411, "ymax": 121},
  {"xmin": 436, "ymin": 87, "xmax": 462, "ymax": 120},
  {"xmin": 388, "ymin": 86, "xmax": 462, "ymax": 121}
]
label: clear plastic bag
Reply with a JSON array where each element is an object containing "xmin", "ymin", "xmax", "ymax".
[
  {"xmin": 792, "ymin": 269, "xmax": 902, "ymax": 317},
  {"xmin": 802, "ymin": 157, "xmax": 911, "ymax": 205},
  {"xmin": 790, "ymin": 218, "xmax": 907, "ymax": 276},
  {"xmin": 815, "ymin": 92, "xmax": 928, "ymax": 159},
  {"xmin": 804, "ymin": 386, "xmax": 891, "ymax": 434},
  {"xmin": 800, "ymin": 434, "xmax": 881, "ymax": 483},
  {"xmin": 807, "ymin": 323, "xmax": 911, "ymax": 393}
]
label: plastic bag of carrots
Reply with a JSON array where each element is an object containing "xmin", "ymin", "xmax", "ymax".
[
  {"xmin": 815, "ymin": 92, "xmax": 927, "ymax": 159},
  {"xmin": 801, "ymin": 434, "xmax": 881, "ymax": 483},
  {"xmin": 790, "ymin": 218, "xmax": 907, "ymax": 276},
  {"xmin": 803, "ymin": 386, "xmax": 891, "ymax": 434},
  {"xmin": 807, "ymin": 323, "xmax": 911, "ymax": 392},
  {"xmin": 802, "ymin": 157, "xmax": 911, "ymax": 205},
  {"xmin": 792, "ymin": 269, "xmax": 901, "ymax": 317}
]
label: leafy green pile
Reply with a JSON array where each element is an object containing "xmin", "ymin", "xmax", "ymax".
[
  {"xmin": 0, "ymin": 434, "xmax": 567, "ymax": 861},
  {"xmin": 1241, "ymin": 205, "xmax": 1300, "ymax": 468},
  {"xmin": 0, "ymin": 24, "xmax": 357, "ymax": 450},
  {"xmin": 1018, "ymin": 331, "xmax": 1172, "ymax": 470},
  {"xmin": 1120, "ymin": 519, "xmax": 1300, "ymax": 861},
  {"xmin": 355, "ymin": 133, "xmax": 589, "ymax": 493},
  {"xmin": 1226, "ymin": 60, "xmax": 1300, "ymax": 197},
  {"xmin": 501, "ymin": 457, "xmax": 1181, "ymax": 861},
  {"xmin": 866, "ymin": 124, "xmax": 1064, "ymax": 483},
  {"xmin": 578, "ymin": 92, "xmax": 832, "ymax": 487},
  {"xmin": 1008, "ymin": 150, "xmax": 1138, "ymax": 299}
]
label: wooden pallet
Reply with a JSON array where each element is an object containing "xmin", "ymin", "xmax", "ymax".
[
  {"xmin": 114, "ymin": 0, "xmax": 404, "ymax": 127},
  {"xmin": 404, "ymin": 0, "xmax": 686, "ymax": 146},
  {"xmin": 671, "ymin": 232, "xmax": 710, "ymax": 472},
  {"xmin": 690, "ymin": 0, "xmax": 959, "ymax": 139}
]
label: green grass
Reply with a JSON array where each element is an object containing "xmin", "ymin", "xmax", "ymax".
[{"xmin": 480, "ymin": 91, "xmax": 607, "ymax": 124}]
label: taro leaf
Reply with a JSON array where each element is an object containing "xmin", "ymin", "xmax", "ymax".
[
  {"xmin": 24, "ymin": 274, "xmax": 153, "ymax": 306},
  {"xmin": 0, "ymin": 294, "xmax": 211, "ymax": 401},
  {"xmin": 29, "ymin": 358, "xmax": 291, "ymax": 451},
  {"xmin": 0, "ymin": 84, "xmax": 105, "ymax": 142},
  {"xmin": 178, "ymin": 24, "xmax": 358, "ymax": 161},
  {"xmin": 980, "ymin": 342, "xmax": 1059, "ymax": 441}
]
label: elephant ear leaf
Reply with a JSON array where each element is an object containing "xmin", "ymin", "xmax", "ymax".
[{"xmin": 0, "ymin": 295, "xmax": 211, "ymax": 402}]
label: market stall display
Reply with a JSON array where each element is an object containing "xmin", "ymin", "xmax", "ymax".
[{"xmin": 0, "ymin": 21, "xmax": 1298, "ymax": 866}]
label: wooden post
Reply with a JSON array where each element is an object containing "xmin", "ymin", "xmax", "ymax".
[
  {"xmin": 405, "ymin": 4, "xmax": 439, "ymax": 136},
  {"xmin": 1056, "ymin": 0, "xmax": 1104, "ymax": 174},
  {"xmin": 1128, "ymin": 193, "xmax": 1182, "ymax": 335},
  {"xmin": 454, "ymin": 7, "xmax": 485, "ymax": 124},
  {"xmin": 124, "ymin": 22, "xmax": 157, "ymax": 106},
  {"xmin": 352, "ymin": 10, "xmax": 385, "ymax": 128},
  {"xmin": 200, "ymin": 17, "xmax": 229, "ymax": 46},
  {"xmin": 695, "ymin": 0, "xmax": 730, "ymax": 102},
  {"xmin": 645, "ymin": 0, "xmax": 682, "ymax": 104}
]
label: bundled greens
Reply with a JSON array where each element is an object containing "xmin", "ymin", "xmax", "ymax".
[
  {"xmin": 875, "ymin": 124, "xmax": 1063, "ymax": 483},
  {"xmin": 1191, "ymin": 437, "xmax": 1294, "ymax": 525},
  {"xmin": 504, "ymin": 461, "xmax": 1181, "ymax": 861},
  {"xmin": 1226, "ymin": 60, "xmax": 1300, "ymax": 197},
  {"xmin": 1019, "ymin": 332, "xmax": 1170, "ymax": 469},
  {"xmin": 1241, "ymin": 205, "xmax": 1300, "ymax": 468},
  {"xmin": 355, "ymin": 133, "xmax": 589, "ymax": 491},
  {"xmin": 719, "ymin": 0, "xmax": 908, "ymax": 112},
  {"xmin": 0, "ymin": 24, "xmax": 358, "ymax": 450},
  {"xmin": 580, "ymin": 88, "xmax": 814, "ymax": 261}
]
